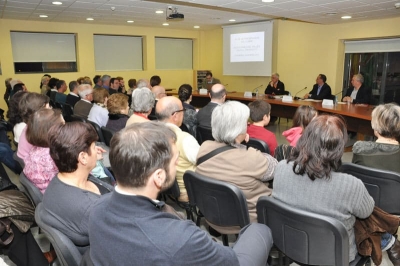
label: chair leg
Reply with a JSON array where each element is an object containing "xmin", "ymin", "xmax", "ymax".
[
  {"xmin": 195, "ymin": 210, "xmax": 203, "ymax": 227},
  {"xmin": 222, "ymin": 234, "xmax": 229, "ymax": 246}
]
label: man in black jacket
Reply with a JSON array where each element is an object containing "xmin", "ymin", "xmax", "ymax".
[
  {"xmin": 343, "ymin": 74, "xmax": 371, "ymax": 104},
  {"xmin": 304, "ymin": 74, "xmax": 332, "ymax": 100}
]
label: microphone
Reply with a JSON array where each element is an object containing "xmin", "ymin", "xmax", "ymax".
[
  {"xmin": 294, "ymin": 87, "xmax": 307, "ymax": 100},
  {"xmin": 253, "ymin": 84, "xmax": 263, "ymax": 93}
]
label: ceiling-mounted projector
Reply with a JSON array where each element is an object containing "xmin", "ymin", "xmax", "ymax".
[{"xmin": 166, "ymin": 6, "xmax": 184, "ymax": 21}]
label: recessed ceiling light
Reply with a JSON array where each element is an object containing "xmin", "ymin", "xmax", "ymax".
[
  {"xmin": 229, "ymin": 19, "xmax": 236, "ymax": 22},
  {"xmin": 341, "ymin": 15, "xmax": 352, "ymax": 19},
  {"xmin": 155, "ymin": 10, "xmax": 164, "ymax": 14},
  {"xmin": 86, "ymin": 18, "xmax": 94, "ymax": 21},
  {"xmin": 194, "ymin": 25, "xmax": 200, "ymax": 29},
  {"xmin": 163, "ymin": 23, "xmax": 169, "ymax": 26},
  {"xmin": 262, "ymin": 0, "xmax": 274, "ymax": 2},
  {"xmin": 127, "ymin": 20, "xmax": 134, "ymax": 23},
  {"xmin": 39, "ymin": 15, "xmax": 48, "ymax": 18},
  {"xmin": 52, "ymin": 1, "xmax": 62, "ymax": 5}
]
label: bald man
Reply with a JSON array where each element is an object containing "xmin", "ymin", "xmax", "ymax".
[
  {"xmin": 149, "ymin": 85, "xmax": 166, "ymax": 118},
  {"xmin": 197, "ymin": 84, "xmax": 226, "ymax": 129},
  {"xmin": 156, "ymin": 96, "xmax": 199, "ymax": 202}
]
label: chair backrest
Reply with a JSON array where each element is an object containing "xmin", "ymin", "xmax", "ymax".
[
  {"xmin": 87, "ymin": 120, "xmax": 105, "ymax": 143},
  {"xmin": 19, "ymin": 172, "xmax": 43, "ymax": 207},
  {"xmin": 179, "ymin": 123, "xmax": 190, "ymax": 134},
  {"xmin": 339, "ymin": 163, "xmax": 400, "ymax": 215},
  {"xmin": 183, "ymin": 170, "xmax": 249, "ymax": 228},
  {"xmin": 101, "ymin": 127, "xmax": 116, "ymax": 147},
  {"xmin": 35, "ymin": 203, "xmax": 82, "ymax": 266},
  {"xmin": 70, "ymin": 115, "xmax": 87, "ymax": 123},
  {"xmin": 61, "ymin": 103, "xmax": 74, "ymax": 122},
  {"xmin": 161, "ymin": 178, "xmax": 180, "ymax": 199},
  {"xmin": 196, "ymin": 126, "xmax": 214, "ymax": 145},
  {"xmin": 13, "ymin": 152, "xmax": 25, "ymax": 169},
  {"xmin": 246, "ymin": 138, "xmax": 270, "ymax": 154},
  {"xmin": 257, "ymin": 196, "xmax": 350, "ymax": 266}
]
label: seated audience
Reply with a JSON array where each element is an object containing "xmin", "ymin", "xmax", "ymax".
[
  {"xmin": 54, "ymin": 79, "xmax": 67, "ymax": 104},
  {"xmin": 282, "ymin": 105, "xmax": 318, "ymax": 146},
  {"xmin": 273, "ymin": 115, "xmax": 400, "ymax": 265},
  {"xmin": 178, "ymin": 84, "xmax": 198, "ymax": 136},
  {"xmin": 40, "ymin": 75, "xmax": 50, "ymax": 95},
  {"xmin": 93, "ymin": 75, "xmax": 102, "ymax": 89},
  {"xmin": 16, "ymin": 93, "xmax": 50, "ymax": 160},
  {"xmin": 149, "ymin": 85, "xmax": 166, "ymax": 118},
  {"xmin": 106, "ymin": 93, "xmax": 130, "ymax": 132},
  {"xmin": 41, "ymin": 122, "xmax": 113, "ymax": 252},
  {"xmin": 10, "ymin": 82, "xmax": 27, "ymax": 99},
  {"xmin": 196, "ymin": 101, "xmax": 277, "ymax": 232},
  {"xmin": 101, "ymin": 75, "xmax": 110, "ymax": 90},
  {"xmin": 150, "ymin": 75, "xmax": 161, "ymax": 87},
  {"xmin": 116, "ymin": 76, "xmax": 125, "ymax": 93},
  {"xmin": 352, "ymin": 103, "xmax": 400, "ymax": 172},
  {"xmin": 23, "ymin": 109, "xmax": 64, "ymax": 193},
  {"xmin": 74, "ymin": 84, "xmax": 93, "ymax": 118},
  {"xmin": 88, "ymin": 88, "xmax": 109, "ymax": 127},
  {"xmin": 247, "ymin": 100, "xmax": 278, "ymax": 156},
  {"xmin": 4, "ymin": 77, "xmax": 12, "ymax": 106},
  {"xmin": 197, "ymin": 84, "xmax": 226, "ymax": 129},
  {"xmin": 264, "ymin": 73, "xmax": 285, "ymax": 95},
  {"xmin": 46, "ymin": 77, "xmax": 58, "ymax": 98},
  {"xmin": 108, "ymin": 78, "xmax": 120, "ymax": 95},
  {"xmin": 66, "ymin": 80, "xmax": 80, "ymax": 107},
  {"xmin": 6, "ymin": 91, "xmax": 28, "ymax": 143},
  {"xmin": 343, "ymin": 73, "xmax": 371, "ymax": 104},
  {"xmin": 156, "ymin": 96, "xmax": 199, "ymax": 202},
  {"xmin": 304, "ymin": 74, "xmax": 332, "ymax": 100},
  {"xmin": 87, "ymin": 122, "xmax": 273, "ymax": 265},
  {"xmin": 125, "ymin": 87, "xmax": 154, "ymax": 127}
]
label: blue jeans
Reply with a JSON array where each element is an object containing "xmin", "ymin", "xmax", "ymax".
[
  {"xmin": 0, "ymin": 143, "xmax": 22, "ymax": 174},
  {"xmin": 381, "ymin": 232, "xmax": 394, "ymax": 250}
]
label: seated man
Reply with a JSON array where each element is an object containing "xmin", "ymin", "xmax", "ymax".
[
  {"xmin": 201, "ymin": 71, "xmax": 221, "ymax": 90},
  {"xmin": 304, "ymin": 74, "xmax": 332, "ymax": 100},
  {"xmin": 247, "ymin": 100, "xmax": 278, "ymax": 156},
  {"xmin": 87, "ymin": 122, "xmax": 273, "ymax": 265},
  {"xmin": 156, "ymin": 96, "xmax": 199, "ymax": 202},
  {"xmin": 54, "ymin": 79, "xmax": 67, "ymax": 104},
  {"xmin": 197, "ymin": 84, "xmax": 226, "ymax": 129},
  {"xmin": 66, "ymin": 80, "xmax": 80, "ymax": 107},
  {"xmin": 264, "ymin": 72, "xmax": 285, "ymax": 95},
  {"xmin": 74, "ymin": 84, "xmax": 93, "ymax": 118},
  {"xmin": 343, "ymin": 73, "xmax": 371, "ymax": 104}
]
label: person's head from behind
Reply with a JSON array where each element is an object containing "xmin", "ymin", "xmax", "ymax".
[
  {"xmin": 11, "ymin": 83, "xmax": 27, "ymax": 97},
  {"xmin": 155, "ymin": 96, "xmax": 185, "ymax": 127},
  {"xmin": 49, "ymin": 122, "xmax": 98, "ymax": 173},
  {"xmin": 292, "ymin": 105, "xmax": 318, "ymax": 129},
  {"xmin": 41, "ymin": 75, "xmax": 50, "ymax": 87},
  {"xmin": 69, "ymin": 81, "xmax": 79, "ymax": 93},
  {"xmin": 128, "ymin": 79, "xmax": 137, "ymax": 89},
  {"xmin": 110, "ymin": 122, "xmax": 178, "ymax": 193},
  {"xmin": 212, "ymin": 101, "xmax": 249, "ymax": 145},
  {"xmin": 178, "ymin": 84, "xmax": 193, "ymax": 103},
  {"xmin": 371, "ymin": 103, "xmax": 400, "ymax": 143},
  {"xmin": 137, "ymin": 79, "xmax": 151, "ymax": 89},
  {"xmin": 56, "ymin": 80, "xmax": 67, "ymax": 93},
  {"xmin": 6, "ymin": 91, "xmax": 28, "ymax": 126},
  {"xmin": 93, "ymin": 88, "xmax": 109, "ymax": 105},
  {"xmin": 27, "ymin": 108, "xmax": 64, "ymax": 148},
  {"xmin": 152, "ymin": 86, "xmax": 166, "ymax": 100},
  {"xmin": 101, "ymin": 75, "xmax": 111, "ymax": 87},
  {"xmin": 77, "ymin": 84, "xmax": 93, "ymax": 101},
  {"xmin": 248, "ymin": 100, "xmax": 271, "ymax": 126},
  {"xmin": 19, "ymin": 92, "xmax": 50, "ymax": 123},
  {"xmin": 48, "ymin": 78, "xmax": 59, "ymax": 89},
  {"xmin": 150, "ymin": 75, "xmax": 161, "ymax": 87},
  {"xmin": 131, "ymin": 87, "xmax": 155, "ymax": 114},
  {"xmin": 289, "ymin": 115, "xmax": 348, "ymax": 180},
  {"xmin": 210, "ymin": 84, "xmax": 226, "ymax": 103},
  {"xmin": 93, "ymin": 75, "xmax": 102, "ymax": 86},
  {"xmin": 107, "ymin": 93, "xmax": 129, "ymax": 115}
]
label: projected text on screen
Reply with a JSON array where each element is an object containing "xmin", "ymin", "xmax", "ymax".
[{"xmin": 230, "ymin": 31, "xmax": 264, "ymax": 63}]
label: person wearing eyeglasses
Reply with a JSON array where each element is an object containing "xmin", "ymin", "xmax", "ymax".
[{"xmin": 155, "ymin": 96, "xmax": 199, "ymax": 202}]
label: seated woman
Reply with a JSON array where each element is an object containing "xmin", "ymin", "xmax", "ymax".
[
  {"xmin": 106, "ymin": 93, "xmax": 130, "ymax": 132},
  {"xmin": 273, "ymin": 115, "xmax": 400, "ymax": 265},
  {"xmin": 6, "ymin": 90, "xmax": 28, "ymax": 144},
  {"xmin": 23, "ymin": 108, "xmax": 64, "ymax": 193},
  {"xmin": 41, "ymin": 122, "xmax": 113, "ymax": 252},
  {"xmin": 88, "ymin": 87, "xmax": 109, "ymax": 127},
  {"xmin": 178, "ymin": 84, "xmax": 197, "ymax": 136},
  {"xmin": 282, "ymin": 105, "xmax": 318, "ymax": 147},
  {"xmin": 125, "ymin": 87, "xmax": 155, "ymax": 127},
  {"xmin": 352, "ymin": 103, "xmax": 400, "ymax": 172},
  {"xmin": 195, "ymin": 101, "xmax": 277, "ymax": 232}
]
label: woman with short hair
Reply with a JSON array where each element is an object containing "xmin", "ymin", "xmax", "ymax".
[
  {"xmin": 106, "ymin": 93, "xmax": 130, "ymax": 132},
  {"xmin": 88, "ymin": 88, "xmax": 109, "ymax": 127},
  {"xmin": 178, "ymin": 84, "xmax": 197, "ymax": 136}
]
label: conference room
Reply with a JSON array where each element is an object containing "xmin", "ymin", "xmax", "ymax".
[{"xmin": 1, "ymin": 0, "xmax": 400, "ymax": 265}]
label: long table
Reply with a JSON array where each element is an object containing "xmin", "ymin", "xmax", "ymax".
[{"xmin": 171, "ymin": 91, "xmax": 374, "ymax": 136}]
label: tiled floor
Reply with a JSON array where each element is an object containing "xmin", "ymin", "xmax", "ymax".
[{"xmin": 0, "ymin": 119, "xmax": 394, "ymax": 265}]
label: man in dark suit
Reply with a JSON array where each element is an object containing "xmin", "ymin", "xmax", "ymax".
[
  {"xmin": 87, "ymin": 122, "xmax": 273, "ymax": 265},
  {"xmin": 201, "ymin": 71, "xmax": 221, "ymax": 90},
  {"xmin": 66, "ymin": 81, "xmax": 81, "ymax": 107},
  {"xmin": 342, "ymin": 74, "xmax": 371, "ymax": 104},
  {"xmin": 304, "ymin": 74, "xmax": 332, "ymax": 100},
  {"xmin": 265, "ymin": 73, "xmax": 285, "ymax": 95},
  {"xmin": 197, "ymin": 84, "xmax": 226, "ymax": 129}
]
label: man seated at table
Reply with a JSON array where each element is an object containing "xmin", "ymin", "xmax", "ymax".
[
  {"xmin": 201, "ymin": 71, "xmax": 221, "ymax": 91},
  {"xmin": 197, "ymin": 84, "xmax": 226, "ymax": 129},
  {"xmin": 87, "ymin": 122, "xmax": 273, "ymax": 266},
  {"xmin": 265, "ymin": 73, "xmax": 285, "ymax": 95},
  {"xmin": 342, "ymin": 73, "xmax": 371, "ymax": 104},
  {"xmin": 304, "ymin": 74, "xmax": 332, "ymax": 100}
]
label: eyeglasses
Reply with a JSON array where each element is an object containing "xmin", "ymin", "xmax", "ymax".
[{"xmin": 172, "ymin": 108, "xmax": 186, "ymax": 115}]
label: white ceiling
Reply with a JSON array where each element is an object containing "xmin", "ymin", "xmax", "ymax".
[{"xmin": 0, "ymin": 0, "xmax": 399, "ymax": 30}]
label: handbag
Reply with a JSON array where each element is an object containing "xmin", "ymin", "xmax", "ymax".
[{"xmin": 0, "ymin": 218, "xmax": 14, "ymax": 246}]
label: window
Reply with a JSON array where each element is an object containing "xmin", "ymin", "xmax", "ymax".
[
  {"xmin": 10, "ymin": 32, "xmax": 77, "ymax": 73},
  {"xmin": 93, "ymin": 35, "xmax": 143, "ymax": 71},
  {"xmin": 155, "ymin": 37, "xmax": 192, "ymax": 70}
]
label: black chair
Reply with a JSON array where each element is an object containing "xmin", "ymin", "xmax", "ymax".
[
  {"xmin": 196, "ymin": 126, "xmax": 214, "ymax": 145},
  {"xmin": 54, "ymin": 101, "xmax": 63, "ymax": 110},
  {"xmin": 61, "ymin": 103, "xmax": 74, "ymax": 122},
  {"xmin": 246, "ymin": 137, "xmax": 270, "ymax": 154},
  {"xmin": 101, "ymin": 126, "xmax": 115, "ymax": 147},
  {"xmin": 70, "ymin": 115, "xmax": 87, "ymax": 123},
  {"xmin": 183, "ymin": 170, "xmax": 250, "ymax": 246},
  {"xmin": 19, "ymin": 172, "xmax": 43, "ymax": 207},
  {"xmin": 339, "ymin": 163, "xmax": 400, "ymax": 215},
  {"xmin": 35, "ymin": 203, "xmax": 82, "ymax": 266},
  {"xmin": 87, "ymin": 120, "xmax": 106, "ymax": 143},
  {"xmin": 179, "ymin": 123, "xmax": 190, "ymax": 134},
  {"xmin": 257, "ymin": 196, "xmax": 370, "ymax": 266}
]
